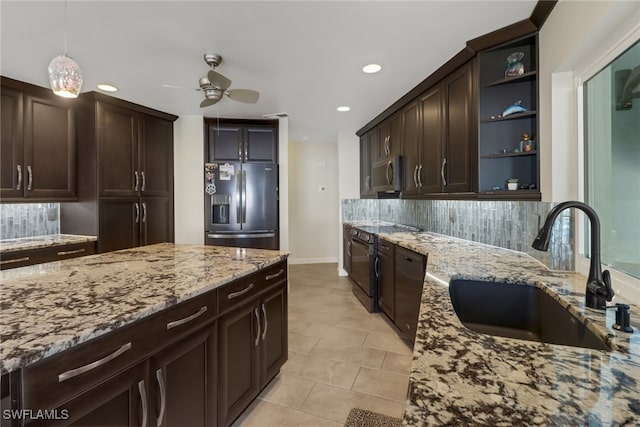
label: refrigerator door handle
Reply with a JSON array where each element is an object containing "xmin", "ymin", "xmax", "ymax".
[
  {"xmin": 242, "ymin": 170, "xmax": 247, "ymax": 224},
  {"xmin": 236, "ymin": 170, "xmax": 242, "ymax": 224}
]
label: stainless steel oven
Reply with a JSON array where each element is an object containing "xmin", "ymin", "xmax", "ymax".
[{"xmin": 350, "ymin": 228, "xmax": 377, "ymax": 312}]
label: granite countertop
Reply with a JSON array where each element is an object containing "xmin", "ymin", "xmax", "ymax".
[
  {"xmin": 0, "ymin": 234, "xmax": 98, "ymax": 254},
  {"xmin": 0, "ymin": 243, "xmax": 288, "ymax": 374},
  {"xmin": 344, "ymin": 221, "xmax": 639, "ymax": 426}
]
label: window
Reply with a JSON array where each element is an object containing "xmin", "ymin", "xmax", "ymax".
[{"xmin": 583, "ymin": 40, "xmax": 640, "ymax": 279}]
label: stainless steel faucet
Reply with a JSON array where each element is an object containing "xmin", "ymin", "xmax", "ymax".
[{"xmin": 532, "ymin": 201, "xmax": 614, "ymax": 310}]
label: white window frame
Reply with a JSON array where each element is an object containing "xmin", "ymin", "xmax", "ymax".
[{"xmin": 574, "ymin": 23, "xmax": 640, "ymax": 304}]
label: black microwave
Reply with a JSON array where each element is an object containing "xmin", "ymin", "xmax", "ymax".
[{"xmin": 371, "ymin": 155, "xmax": 403, "ymax": 192}]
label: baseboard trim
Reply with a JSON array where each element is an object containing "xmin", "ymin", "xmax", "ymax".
[{"xmin": 288, "ymin": 257, "xmax": 338, "ymax": 265}]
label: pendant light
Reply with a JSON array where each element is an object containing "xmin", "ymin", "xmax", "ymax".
[{"xmin": 48, "ymin": 0, "xmax": 83, "ymax": 98}]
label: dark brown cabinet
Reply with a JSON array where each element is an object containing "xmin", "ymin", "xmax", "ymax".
[
  {"xmin": 376, "ymin": 113, "xmax": 402, "ymax": 162},
  {"xmin": 400, "ymin": 100, "xmax": 421, "ymax": 197},
  {"xmin": 218, "ymin": 265, "xmax": 287, "ymax": 427},
  {"xmin": 376, "ymin": 239, "xmax": 395, "ymax": 321},
  {"xmin": 343, "ymin": 224, "xmax": 352, "ymax": 274},
  {"xmin": 25, "ymin": 361, "xmax": 148, "ymax": 427},
  {"xmin": 413, "ymin": 61, "xmax": 475, "ymax": 195},
  {"xmin": 207, "ymin": 123, "xmax": 277, "ymax": 163},
  {"xmin": 60, "ymin": 92, "xmax": 176, "ymax": 253},
  {"xmin": 0, "ymin": 241, "xmax": 96, "ymax": 270},
  {"xmin": 1, "ymin": 77, "xmax": 76, "ymax": 201},
  {"xmin": 359, "ymin": 130, "xmax": 377, "ymax": 198},
  {"xmin": 395, "ymin": 246, "xmax": 427, "ymax": 343},
  {"xmin": 150, "ymin": 327, "xmax": 217, "ymax": 427}
]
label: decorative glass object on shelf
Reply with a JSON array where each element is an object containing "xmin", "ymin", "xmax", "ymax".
[
  {"xmin": 502, "ymin": 100, "xmax": 527, "ymax": 117},
  {"xmin": 505, "ymin": 52, "xmax": 525, "ymax": 78},
  {"xmin": 519, "ymin": 133, "xmax": 535, "ymax": 152}
]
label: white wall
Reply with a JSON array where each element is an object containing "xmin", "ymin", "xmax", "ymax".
[
  {"xmin": 278, "ymin": 117, "xmax": 290, "ymax": 252},
  {"xmin": 173, "ymin": 116, "xmax": 205, "ymax": 244},
  {"xmin": 337, "ymin": 131, "xmax": 361, "ymax": 275},
  {"xmin": 287, "ymin": 141, "xmax": 339, "ymax": 264}
]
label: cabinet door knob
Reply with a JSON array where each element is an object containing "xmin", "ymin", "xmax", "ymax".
[
  {"xmin": 141, "ymin": 171, "xmax": 146, "ymax": 192},
  {"xmin": 254, "ymin": 308, "xmax": 261, "ymax": 347},
  {"xmin": 135, "ymin": 203, "xmax": 140, "ymax": 224},
  {"xmin": 155, "ymin": 369, "xmax": 166, "ymax": 426},
  {"xmin": 134, "ymin": 170, "xmax": 140, "ymax": 192},
  {"xmin": 261, "ymin": 303, "xmax": 268, "ymax": 340},
  {"xmin": 27, "ymin": 165, "xmax": 33, "ymax": 191},
  {"xmin": 441, "ymin": 158, "xmax": 447, "ymax": 186},
  {"xmin": 142, "ymin": 202, "xmax": 147, "ymax": 223},
  {"xmin": 413, "ymin": 165, "xmax": 419, "ymax": 187},
  {"xmin": 138, "ymin": 379, "xmax": 148, "ymax": 427},
  {"xmin": 16, "ymin": 165, "xmax": 22, "ymax": 190},
  {"xmin": 418, "ymin": 164, "xmax": 423, "ymax": 187}
]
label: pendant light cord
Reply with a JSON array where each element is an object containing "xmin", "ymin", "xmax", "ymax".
[{"xmin": 64, "ymin": 0, "xmax": 69, "ymax": 55}]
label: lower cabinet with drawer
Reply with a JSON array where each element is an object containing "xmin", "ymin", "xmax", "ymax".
[
  {"xmin": 217, "ymin": 264, "xmax": 287, "ymax": 427},
  {"xmin": 5, "ymin": 260, "xmax": 287, "ymax": 427},
  {"xmin": 0, "ymin": 241, "xmax": 96, "ymax": 270}
]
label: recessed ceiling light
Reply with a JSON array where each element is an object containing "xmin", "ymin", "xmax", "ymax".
[
  {"xmin": 97, "ymin": 83, "xmax": 118, "ymax": 92},
  {"xmin": 362, "ymin": 64, "xmax": 382, "ymax": 74},
  {"xmin": 337, "ymin": 106, "xmax": 350, "ymax": 112}
]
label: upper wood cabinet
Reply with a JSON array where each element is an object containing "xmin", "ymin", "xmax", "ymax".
[
  {"xmin": 400, "ymin": 61, "xmax": 475, "ymax": 196},
  {"xmin": 376, "ymin": 112, "xmax": 402, "ymax": 162},
  {"xmin": 207, "ymin": 123, "xmax": 277, "ymax": 163},
  {"xmin": 1, "ymin": 77, "xmax": 77, "ymax": 201},
  {"xmin": 359, "ymin": 129, "xmax": 377, "ymax": 198},
  {"xmin": 97, "ymin": 102, "xmax": 173, "ymax": 198}
]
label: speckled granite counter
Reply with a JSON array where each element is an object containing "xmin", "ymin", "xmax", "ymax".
[
  {"xmin": 0, "ymin": 234, "xmax": 97, "ymax": 254},
  {"xmin": 0, "ymin": 243, "xmax": 288, "ymax": 374},
  {"xmin": 345, "ymin": 222, "xmax": 639, "ymax": 426}
]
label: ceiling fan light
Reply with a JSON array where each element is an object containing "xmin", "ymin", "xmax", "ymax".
[
  {"xmin": 362, "ymin": 64, "xmax": 382, "ymax": 74},
  {"xmin": 48, "ymin": 54, "xmax": 83, "ymax": 98}
]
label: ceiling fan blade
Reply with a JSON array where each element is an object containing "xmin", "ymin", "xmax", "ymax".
[
  {"xmin": 207, "ymin": 70, "xmax": 232, "ymax": 90},
  {"xmin": 200, "ymin": 98, "xmax": 217, "ymax": 108},
  {"xmin": 227, "ymin": 89, "xmax": 260, "ymax": 103}
]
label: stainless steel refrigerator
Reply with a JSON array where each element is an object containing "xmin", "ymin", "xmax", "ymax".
[{"xmin": 204, "ymin": 162, "xmax": 279, "ymax": 249}]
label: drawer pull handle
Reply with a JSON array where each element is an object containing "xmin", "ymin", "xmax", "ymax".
[
  {"xmin": 254, "ymin": 308, "xmax": 261, "ymax": 347},
  {"xmin": 58, "ymin": 342, "xmax": 132, "ymax": 382},
  {"xmin": 57, "ymin": 248, "xmax": 86, "ymax": 256},
  {"xmin": 1, "ymin": 256, "xmax": 30, "ymax": 265},
  {"xmin": 155, "ymin": 369, "xmax": 166, "ymax": 426},
  {"xmin": 166, "ymin": 306, "xmax": 208, "ymax": 330},
  {"xmin": 227, "ymin": 283, "xmax": 254, "ymax": 300},
  {"xmin": 139, "ymin": 380, "xmax": 148, "ymax": 427},
  {"xmin": 261, "ymin": 303, "xmax": 268, "ymax": 340},
  {"xmin": 265, "ymin": 269, "xmax": 284, "ymax": 281}
]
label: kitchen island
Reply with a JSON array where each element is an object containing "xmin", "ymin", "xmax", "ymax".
[
  {"xmin": 345, "ymin": 222, "xmax": 639, "ymax": 426},
  {"xmin": 1, "ymin": 243, "xmax": 289, "ymax": 426}
]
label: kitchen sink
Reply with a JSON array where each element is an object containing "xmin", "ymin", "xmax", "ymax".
[{"xmin": 448, "ymin": 279, "xmax": 611, "ymax": 351}]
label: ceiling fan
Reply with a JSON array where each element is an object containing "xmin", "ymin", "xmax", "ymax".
[{"xmin": 198, "ymin": 53, "xmax": 260, "ymax": 108}]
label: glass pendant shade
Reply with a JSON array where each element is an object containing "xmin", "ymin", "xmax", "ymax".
[{"xmin": 48, "ymin": 54, "xmax": 83, "ymax": 98}]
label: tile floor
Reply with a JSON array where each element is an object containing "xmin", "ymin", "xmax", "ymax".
[{"xmin": 232, "ymin": 263, "xmax": 413, "ymax": 426}]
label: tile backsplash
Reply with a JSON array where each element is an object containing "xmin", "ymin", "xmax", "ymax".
[
  {"xmin": 0, "ymin": 203, "xmax": 60, "ymax": 240},
  {"xmin": 342, "ymin": 199, "xmax": 574, "ymax": 271}
]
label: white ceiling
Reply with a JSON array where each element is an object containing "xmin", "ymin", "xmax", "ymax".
[{"xmin": 1, "ymin": 1, "xmax": 537, "ymax": 143}]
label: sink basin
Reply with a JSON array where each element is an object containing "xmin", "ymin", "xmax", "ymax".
[{"xmin": 448, "ymin": 279, "xmax": 611, "ymax": 351}]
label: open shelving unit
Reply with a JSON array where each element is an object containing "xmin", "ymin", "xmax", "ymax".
[{"xmin": 477, "ymin": 34, "xmax": 540, "ymax": 199}]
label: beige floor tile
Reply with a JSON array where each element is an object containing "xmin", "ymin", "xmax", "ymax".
[
  {"xmin": 280, "ymin": 353, "xmax": 360, "ymax": 389},
  {"xmin": 288, "ymin": 332, "xmax": 319, "ymax": 354},
  {"xmin": 318, "ymin": 300, "xmax": 370, "ymax": 316},
  {"xmin": 300, "ymin": 382, "xmax": 405, "ymax": 423},
  {"xmin": 363, "ymin": 331, "xmax": 413, "ymax": 355},
  {"xmin": 288, "ymin": 319, "xmax": 312, "ymax": 335},
  {"xmin": 351, "ymin": 367, "xmax": 410, "ymax": 402},
  {"xmin": 299, "ymin": 323, "xmax": 368, "ymax": 345},
  {"xmin": 258, "ymin": 373, "xmax": 316, "ymax": 409},
  {"xmin": 381, "ymin": 352, "xmax": 414, "ymax": 375},
  {"xmin": 232, "ymin": 399, "xmax": 341, "ymax": 427},
  {"xmin": 289, "ymin": 308, "xmax": 339, "ymax": 326},
  {"xmin": 310, "ymin": 339, "xmax": 386, "ymax": 369},
  {"xmin": 336, "ymin": 312, "xmax": 396, "ymax": 333}
]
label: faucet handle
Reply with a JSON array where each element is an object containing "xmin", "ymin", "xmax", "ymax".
[{"xmin": 602, "ymin": 270, "xmax": 615, "ymax": 301}]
